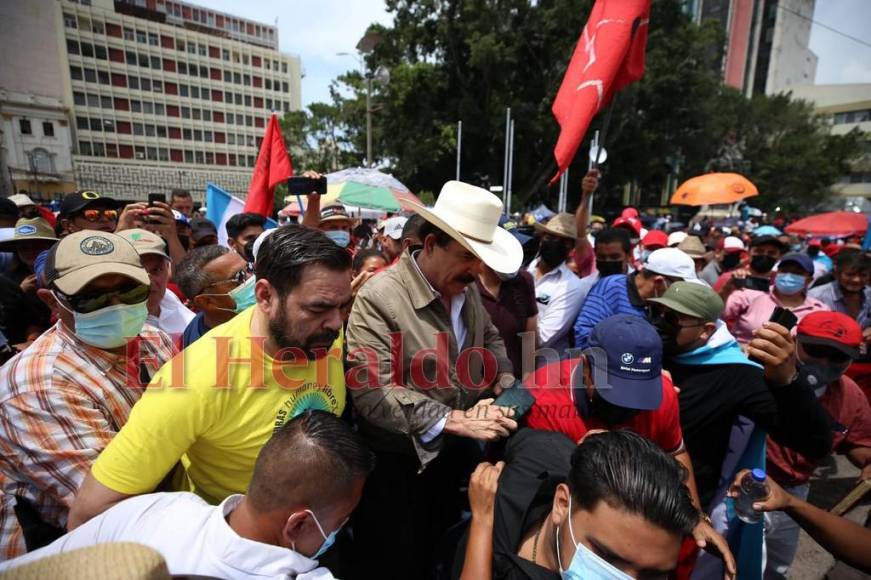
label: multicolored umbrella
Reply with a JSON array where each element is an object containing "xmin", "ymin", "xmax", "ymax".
[
  {"xmin": 671, "ymin": 173, "xmax": 758, "ymax": 206},
  {"xmin": 319, "ymin": 167, "xmax": 421, "ymax": 212}
]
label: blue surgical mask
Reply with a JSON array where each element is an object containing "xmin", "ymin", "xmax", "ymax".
[
  {"xmin": 228, "ymin": 276, "xmax": 256, "ymax": 313},
  {"xmin": 557, "ymin": 496, "xmax": 633, "ymax": 580},
  {"xmin": 774, "ymin": 272, "xmax": 806, "ymax": 296},
  {"xmin": 305, "ymin": 509, "xmax": 344, "ymax": 560},
  {"xmin": 324, "ymin": 229, "xmax": 350, "ymax": 248},
  {"xmin": 56, "ymin": 297, "xmax": 148, "ymax": 349}
]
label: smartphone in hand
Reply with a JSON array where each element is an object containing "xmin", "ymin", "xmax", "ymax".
[{"xmin": 287, "ymin": 176, "xmax": 327, "ymax": 196}]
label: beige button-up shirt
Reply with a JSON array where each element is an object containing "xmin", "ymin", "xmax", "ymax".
[{"xmin": 346, "ymin": 251, "xmax": 512, "ymax": 466}]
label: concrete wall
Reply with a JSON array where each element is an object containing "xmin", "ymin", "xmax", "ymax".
[
  {"xmin": 766, "ymin": 0, "xmax": 817, "ymax": 94},
  {"xmin": 0, "ymin": 0, "xmax": 65, "ymax": 99}
]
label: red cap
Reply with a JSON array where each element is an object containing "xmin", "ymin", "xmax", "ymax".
[
  {"xmin": 797, "ymin": 311, "xmax": 862, "ymax": 358},
  {"xmin": 808, "ymin": 238, "xmax": 822, "ymax": 247},
  {"xmin": 642, "ymin": 230, "xmax": 668, "ymax": 249},
  {"xmin": 621, "ymin": 207, "xmax": 639, "ymax": 219},
  {"xmin": 613, "ymin": 216, "xmax": 642, "ymax": 235}
]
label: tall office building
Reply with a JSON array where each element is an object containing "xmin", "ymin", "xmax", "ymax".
[
  {"xmin": 0, "ymin": 0, "xmax": 302, "ymax": 201},
  {"xmin": 687, "ymin": 0, "xmax": 817, "ymax": 97}
]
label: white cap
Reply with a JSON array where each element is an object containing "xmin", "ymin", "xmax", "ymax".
[
  {"xmin": 644, "ymin": 248, "xmax": 697, "ymax": 281},
  {"xmin": 381, "ymin": 216, "xmax": 407, "ymax": 240},
  {"xmin": 252, "ymin": 228, "xmax": 277, "ymax": 261},
  {"xmin": 667, "ymin": 231, "xmax": 687, "ymax": 247},
  {"xmin": 8, "ymin": 194, "xmax": 35, "ymax": 207},
  {"xmin": 723, "ymin": 236, "xmax": 745, "ymax": 251}
]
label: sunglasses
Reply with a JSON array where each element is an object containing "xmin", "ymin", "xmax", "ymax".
[
  {"xmin": 800, "ymin": 342, "xmax": 852, "ymax": 365},
  {"xmin": 657, "ymin": 309, "xmax": 705, "ymax": 329},
  {"xmin": 55, "ymin": 283, "xmax": 150, "ymax": 314},
  {"xmin": 79, "ymin": 208, "xmax": 119, "ymax": 222},
  {"xmin": 202, "ymin": 264, "xmax": 253, "ymax": 290}
]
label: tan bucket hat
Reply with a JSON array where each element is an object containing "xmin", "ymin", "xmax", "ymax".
[
  {"xmin": 0, "ymin": 217, "xmax": 57, "ymax": 251},
  {"xmin": 533, "ymin": 212, "xmax": 577, "ymax": 240}
]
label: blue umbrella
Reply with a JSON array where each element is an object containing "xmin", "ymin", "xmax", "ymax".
[{"xmin": 752, "ymin": 225, "xmax": 782, "ymax": 237}]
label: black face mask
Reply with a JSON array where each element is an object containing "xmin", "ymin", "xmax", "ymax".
[
  {"xmin": 651, "ymin": 313, "xmax": 682, "ymax": 356},
  {"xmin": 721, "ymin": 252, "xmax": 741, "ymax": 271},
  {"xmin": 750, "ymin": 254, "xmax": 777, "ymax": 274},
  {"xmin": 590, "ymin": 393, "xmax": 639, "ymax": 427},
  {"xmin": 539, "ymin": 239, "xmax": 570, "ymax": 268},
  {"xmin": 596, "ymin": 259, "xmax": 625, "ymax": 277},
  {"xmin": 807, "ymin": 247, "xmax": 820, "ymax": 258}
]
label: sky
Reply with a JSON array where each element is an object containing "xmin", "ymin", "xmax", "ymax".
[{"xmin": 207, "ymin": 0, "xmax": 871, "ymax": 108}]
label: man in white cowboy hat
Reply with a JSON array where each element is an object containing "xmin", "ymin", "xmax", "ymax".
[
  {"xmin": 527, "ymin": 212, "xmax": 584, "ymax": 354},
  {"xmin": 345, "ymin": 180, "xmax": 521, "ymax": 578}
]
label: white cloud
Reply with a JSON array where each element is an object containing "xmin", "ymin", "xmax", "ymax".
[
  {"xmin": 204, "ymin": 0, "xmax": 392, "ymax": 105},
  {"xmin": 810, "ymin": 0, "xmax": 871, "ymax": 84}
]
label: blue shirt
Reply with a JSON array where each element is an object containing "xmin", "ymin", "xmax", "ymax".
[
  {"xmin": 181, "ymin": 312, "xmax": 210, "ymax": 349},
  {"xmin": 573, "ymin": 273, "xmax": 646, "ymax": 349},
  {"xmin": 808, "ymin": 281, "xmax": 871, "ymax": 328}
]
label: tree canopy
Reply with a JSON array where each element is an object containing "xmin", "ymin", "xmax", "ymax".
[{"xmin": 282, "ymin": 0, "xmax": 863, "ymax": 214}]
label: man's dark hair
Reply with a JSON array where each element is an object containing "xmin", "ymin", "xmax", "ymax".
[
  {"xmin": 418, "ymin": 219, "xmax": 453, "ymax": 249},
  {"xmin": 353, "ymin": 248, "xmax": 386, "ymax": 273},
  {"xmin": 248, "ymin": 410, "xmax": 375, "ymax": 513},
  {"xmin": 835, "ymin": 249, "xmax": 870, "ymax": 273},
  {"xmin": 170, "ymin": 189, "xmax": 192, "ymax": 201},
  {"xmin": 255, "ymin": 225, "xmax": 351, "ymax": 296},
  {"xmin": 594, "ymin": 227, "xmax": 632, "ymax": 253},
  {"xmin": 402, "ymin": 214, "xmax": 426, "ymax": 242},
  {"xmin": 226, "ymin": 212, "xmax": 267, "ymax": 240},
  {"xmin": 568, "ymin": 430, "xmax": 697, "ymax": 537},
  {"xmin": 174, "ymin": 245, "xmax": 230, "ymax": 298}
]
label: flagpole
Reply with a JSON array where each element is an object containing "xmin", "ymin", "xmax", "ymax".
[
  {"xmin": 502, "ymin": 108, "xmax": 511, "ymax": 213},
  {"xmin": 456, "ymin": 120, "xmax": 462, "ymax": 181},
  {"xmin": 507, "ymin": 119, "xmax": 515, "ymax": 215}
]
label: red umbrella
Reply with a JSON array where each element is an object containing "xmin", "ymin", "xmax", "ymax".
[{"xmin": 785, "ymin": 211, "xmax": 869, "ymax": 237}]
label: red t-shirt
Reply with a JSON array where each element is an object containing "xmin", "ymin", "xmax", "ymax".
[
  {"xmin": 524, "ymin": 358, "xmax": 684, "ymax": 453},
  {"xmin": 767, "ymin": 374, "xmax": 871, "ymax": 486}
]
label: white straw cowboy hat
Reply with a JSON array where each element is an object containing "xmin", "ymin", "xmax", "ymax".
[{"xmin": 406, "ymin": 181, "xmax": 522, "ymax": 274}]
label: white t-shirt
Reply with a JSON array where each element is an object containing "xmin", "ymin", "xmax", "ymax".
[
  {"xmin": 147, "ymin": 290, "xmax": 195, "ymax": 337},
  {"xmin": 0, "ymin": 493, "xmax": 336, "ymax": 580}
]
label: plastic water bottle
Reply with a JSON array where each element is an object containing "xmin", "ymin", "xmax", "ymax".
[{"xmin": 734, "ymin": 468, "xmax": 769, "ymax": 524}]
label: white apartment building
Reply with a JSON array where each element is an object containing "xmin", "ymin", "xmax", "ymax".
[{"xmin": 1, "ymin": 0, "xmax": 302, "ymax": 202}]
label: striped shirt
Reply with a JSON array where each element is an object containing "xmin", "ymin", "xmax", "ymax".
[
  {"xmin": 573, "ymin": 273, "xmax": 646, "ymax": 349},
  {"xmin": 0, "ymin": 321, "xmax": 175, "ymax": 559}
]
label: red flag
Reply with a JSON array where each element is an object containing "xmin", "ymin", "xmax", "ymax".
[
  {"xmin": 244, "ymin": 113, "xmax": 293, "ymax": 216},
  {"xmin": 550, "ymin": 0, "xmax": 650, "ymax": 183}
]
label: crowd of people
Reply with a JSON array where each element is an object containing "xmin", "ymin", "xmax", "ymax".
[{"xmin": 0, "ymin": 169, "xmax": 868, "ymax": 579}]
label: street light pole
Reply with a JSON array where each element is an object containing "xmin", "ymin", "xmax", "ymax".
[{"xmin": 366, "ymin": 75, "xmax": 373, "ymax": 168}]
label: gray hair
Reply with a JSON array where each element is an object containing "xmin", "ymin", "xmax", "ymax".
[{"xmin": 174, "ymin": 245, "xmax": 230, "ymax": 298}]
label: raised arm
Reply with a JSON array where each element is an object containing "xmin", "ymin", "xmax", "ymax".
[{"xmin": 574, "ymin": 170, "xmax": 600, "ymax": 277}]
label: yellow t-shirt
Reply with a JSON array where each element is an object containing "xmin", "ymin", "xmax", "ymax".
[{"xmin": 92, "ymin": 306, "xmax": 346, "ymax": 504}]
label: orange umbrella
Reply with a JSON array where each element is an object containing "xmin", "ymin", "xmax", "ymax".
[{"xmin": 671, "ymin": 173, "xmax": 758, "ymax": 206}]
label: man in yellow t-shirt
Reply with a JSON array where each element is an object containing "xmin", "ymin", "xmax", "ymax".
[{"xmin": 68, "ymin": 225, "xmax": 353, "ymax": 527}]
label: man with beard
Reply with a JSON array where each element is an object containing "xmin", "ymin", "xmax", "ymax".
[
  {"xmin": 647, "ymin": 283, "xmax": 831, "ymax": 517},
  {"xmin": 68, "ymin": 226, "xmax": 352, "ymax": 529},
  {"xmin": 527, "ymin": 212, "xmax": 583, "ymax": 353},
  {"xmin": 346, "ymin": 181, "xmax": 520, "ymax": 579}
]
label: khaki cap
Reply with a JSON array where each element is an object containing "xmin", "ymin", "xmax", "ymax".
[
  {"xmin": 44, "ymin": 230, "xmax": 150, "ymax": 295},
  {"xmin": 117, "ymin": 228, "xmax": 169, "ymax": 259},
  {"xmin": 677, "ymin": 235, "xmax": 707, "ymax": 259}
]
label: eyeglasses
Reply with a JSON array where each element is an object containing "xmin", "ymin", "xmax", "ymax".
[
  {"xmin": 202, "ymin": 264, "xmax": 253, "ymax": 290},
  {"xmin": 54, "ymin": 283, "xmax": 150, "ymax": 314},
  {"xmin": 79, "ymin": 208, "xmax": 119, "ymax": 222},
  {"xmin": 800, "ymin": 342, "xmax": 852, "ymax": 365}
]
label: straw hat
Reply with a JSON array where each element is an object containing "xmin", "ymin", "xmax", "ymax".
[
  {"xmin": 406, "ymin": 181, "xmax": 522, "ymax": 274},
  {"xmin": 0, "ymin": 542, "xmax": 170, "ymax": 580},
  {"xmin": 677, "ymin": 235, "xmax": 707, "ymax": 259},
  {"xmin": 533, "ymin": 212, "xmax": 577, "ymax": 240}
]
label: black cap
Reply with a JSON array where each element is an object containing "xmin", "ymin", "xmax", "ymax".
[
  {"xmin": 190, "ymin": 217, "xmax": 218, "ymax": 242},
  {"xmin": 60, "ymin": 190, "xmax": 118, "ymax": 219},
  {"xmin": 0, "ymin": 198, "xmax": 19, "ymax": 219},
  {"xmin": 749, "ymin": 235, "xmax": 787, "ymax": 252}
]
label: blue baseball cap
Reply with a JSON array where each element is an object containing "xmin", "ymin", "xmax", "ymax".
[
  {"xmin": 778, "ymin": 253, "xmax": 814, "ymax": 275},
  {"xmin": 578, "ymin": 314, "xmax": 663, "ymax": 411}
]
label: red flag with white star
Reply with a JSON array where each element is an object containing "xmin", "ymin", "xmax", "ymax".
[{"xmin": 551, "ymin": 0, "xmax": 650, "ymax": 184}]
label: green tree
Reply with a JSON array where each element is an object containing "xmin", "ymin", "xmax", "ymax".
[{"xmin": 299, "ymin": 0, "xmax": 863, "ymax": 214}]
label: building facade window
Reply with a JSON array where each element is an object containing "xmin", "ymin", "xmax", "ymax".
[
  {"xmin": 42, "ymin": 122, "xmax": 54, "ymax": 137},
  {"xmin": 19, "ymin": 119, "xmax": 32, "ymax": 135}
]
